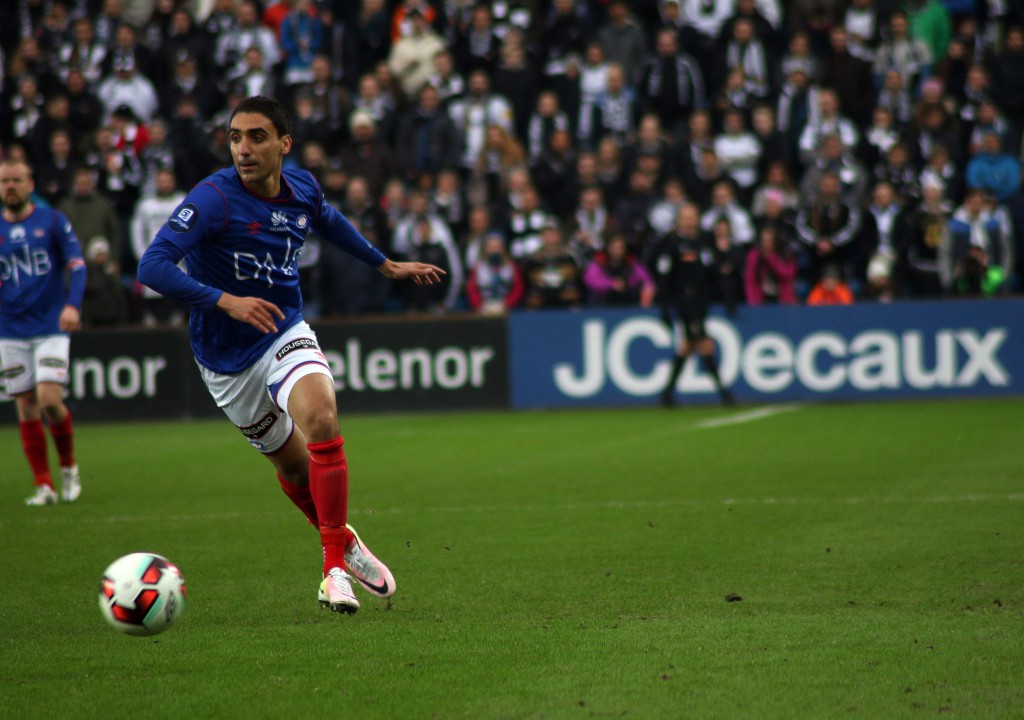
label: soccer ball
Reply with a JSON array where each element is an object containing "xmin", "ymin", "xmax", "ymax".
[{"xmin": 98, "ymin": 552, "xmax": 187, "ymax": 636}]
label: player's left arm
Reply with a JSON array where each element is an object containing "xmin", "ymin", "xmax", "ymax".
[
  {"xmin": 311, "ymin": 194, "xmax": 445, "ymax": 285},
  {"xmin": 56, "ymin": 211, "xmax": 86, "ymax": 333}
]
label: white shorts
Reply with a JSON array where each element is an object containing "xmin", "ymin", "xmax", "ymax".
[
  {"xmin": 199, "ymin": 322, "xmax": 333, "ymax": 454},
  {"xmin": 0, "ymin": 335, "xmax": 71, "ymax": 397}
]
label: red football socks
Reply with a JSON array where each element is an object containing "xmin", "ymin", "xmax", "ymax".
[
  {"xmin": 19, "ymin": 419, "xmax": 53, "ymax": 487},
  {"xmin": 277, "ymin": 472, "xmax": 319, "ymax": 527},
  {"xmin": 308, "ymin": 436, "xmax": 352, "ymax": 573},
  {"xmin": 48, "ymin": 411, "xmax": 75, "ymax": 468}
]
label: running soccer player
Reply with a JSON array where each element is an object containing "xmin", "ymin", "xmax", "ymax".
[
  {"xmin": 0, "ymin": 160, "xmax": 86, "ymax": 505},
  {"xmin": 137, "ymin": 96, "xmax": 444, "ymax": 615}
]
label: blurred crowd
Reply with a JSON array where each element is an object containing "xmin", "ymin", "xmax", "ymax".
[{"xmin": 2, "ymin": 0, "xmax": 1024, "ymax": 327}]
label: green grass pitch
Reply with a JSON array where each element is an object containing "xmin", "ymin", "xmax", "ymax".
[{"xmin": 1, "ymin": 398, "xmax": 1022, "ymax": 719}]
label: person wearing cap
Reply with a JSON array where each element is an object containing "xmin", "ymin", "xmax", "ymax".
[
  {"xmin": 82, "ymin": 236, "xmax": 128, "ymax": 327},
  {"xmin": 339, "ymin": 109, "xmax": 398, "ymax": 200}
]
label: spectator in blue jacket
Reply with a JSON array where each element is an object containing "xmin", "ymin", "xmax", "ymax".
[{"xmin": 965, "ymin": 132, "xmax": 1021, "ymax": 203}]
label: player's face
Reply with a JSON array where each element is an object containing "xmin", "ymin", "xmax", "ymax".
[
  {"xmin": 0, "ymin": 162, "xmax": 34, "ymax": 213},
  {"xmin": 229, "ymin": 112, "xmax": 292, "ymax": 195}
]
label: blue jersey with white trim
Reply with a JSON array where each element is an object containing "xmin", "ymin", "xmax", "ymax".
[
  {"xmin": 0, "ymin": 206, "xmax": 86, "ymax": 339},
  {"xmin": 138, "ymin": 166, "xmax": 387, "ymax": 373}
]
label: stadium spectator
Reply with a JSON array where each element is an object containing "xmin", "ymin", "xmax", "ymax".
[
  {"xmin": 59, "ymin": 167, "xmax": 122, "ymax": 276},
  {"xmin": 577, "ymin": 62, "xmax": 636, "ymax": 151},
  {"xmin": 806, "ymin": 265, "xmax": 855, "ymax": 305},
  {"xmin": 453, "ymin": 3, "xmax": 501, "ymax": 77},
  {"xmin": 861, "ymin": 181, "xmax": 912, "ymax": 301},
  {"xmin": 96, "ymin": 54, "xmax": 159, "ymax": 124},
  {"xmin": 279, "ymin": 0, "xmax": 323, "ymax": 90},
  {"xmin": 596, "ymin": 1, "xmax": 648, "ymax": 88},
  {"xmin": 386, "ymin": 6, "xmax": 445, "ymax": 100},
  {"xmin": 0, "ymin": 159, "xmax": 85, "ymax": 506},
  {"xmin": 795, "ymin": 171, "xmax": 863, "ymax": 286},
  {"xmin": 522, "ymin": 217, "xmax": 584, "ymax": 309},
  {"xmin": 700, "ymin": 180, "xmax": 756, "ymax": 247},
  {"xmin": 319, "ymin": 176, "xmax": 393, "ymax": 318},
  {"xmin": 82, "ymin": 236, "xmax": 128, "ymax": 328},
  {"xmin": 965, "ymin": 132, "xmax": 1022, "ymax": 203},
  {"xmin": 55, "ymin": 17, "xmax": 107, "ymax": 89},
  {"xmin": 35, "ymin": 129, "xmax": 76, "ymax": 206},
  {"xmin": 339, "ymin": 110, "xmax": 398, "ymax": 200},
  {"xmin": 137, "ymin": 96, "xmax": 443, "ymax": 615},
  {"xmin": 130, "ymin": 168, "xmax": 185, "ymax": 327},
  {"xmin": 465, "ymin": 232, "xmax": 524, "ymax": 315},
  {"xmin": 391, "ymin": 189, "xmax": 464, "ymax": 312},
  {"xmin": 744, "ymin": 225, "xmax": 799, "ymax": 306},
  {"xmin": 583, "ymin": 231, "xmax": 656, "ymax": 307},
  {"xmin": 566, "ymin": 185, "xmax": 611, "ymax": 264},
  {"xmin": 637, "ymin": 28, "xmax": 706, "ymax": 136},
  {"xmin": 874, "ymin": 10, "xmax": 934, "ymax": 90},
  {"xmin": 945, "ymin": 188, "xmax": 1014, "ymax": 296},
  {"xmin": 214, "ymin": 0, "xmax": 281, "ymax": 83}
]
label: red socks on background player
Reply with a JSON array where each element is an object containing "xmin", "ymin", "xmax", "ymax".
[
  {"xmin": 19, "ymin": 419, "xmax": 52, "ymax": 487},
  {"xmin": 48, "ymin": 411, "xmax": 75, "ymax": 469},
  {"xmin": 307, "ymin": 436, "xmax": 352, "ymax": 574}
]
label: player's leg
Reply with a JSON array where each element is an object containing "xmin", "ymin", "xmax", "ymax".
[
  {"xmin": 2, "ymin": 338, "xmax": 58, "ymax": 505},
  {"xmin": 14, "ymin": 388, "xmax": 58, "ymax": 505},
  {"xmin": 661, "ymin": 307, "xmax": 695, "ymax": 407},
  {"xmin": 265, "ymin": 325, "xmax": 395, "ymax": 606},
  {"xmin": 696, "ymin": 336, "xmax": 735, "ymax": 406},
  {"xmin": 37, "ymin": 381, "xmax": 80, "ymax": 501}
]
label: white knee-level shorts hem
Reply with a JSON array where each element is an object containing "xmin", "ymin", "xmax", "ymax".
[{"xmin": 199, "ymin": 322, "xmax": 333, "ymax": 453}]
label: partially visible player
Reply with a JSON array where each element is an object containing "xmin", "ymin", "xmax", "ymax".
[
  {"xmin": 0, "ymin": 160, "xmax": 87, "ymax": 505},
  {"xmin": 137, "ymin": 96, "xmax": 444, "ymax": 615}
]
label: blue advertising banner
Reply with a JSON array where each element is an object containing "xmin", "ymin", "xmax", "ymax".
[{"xmin": 508, "ymin": 299, "xmax": 1024, "ymax": 408}]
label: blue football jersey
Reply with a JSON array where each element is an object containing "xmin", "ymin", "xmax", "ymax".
[
  {"xmin": 0, "ymin": 206, "xmax": 86, "ymax": 339},
  {"xmin": 138, "ymin": 166, "xmax": 387, "ymax": 373}
]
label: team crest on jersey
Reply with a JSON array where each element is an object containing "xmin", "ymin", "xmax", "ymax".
[
  {"xmin": 297, "ymin": 214, "xmax": 308, "ymax": 229},
  {"xmin": 34, "ymin": 228, "xmax": 45, "ymax": 237},
  {"xmin": 169, "ymin": 204, "xmax": 199, "ymax": 233}
]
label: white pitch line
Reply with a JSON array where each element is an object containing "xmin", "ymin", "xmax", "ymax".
[{"xmin": 697, "ymin": 404, "xmax": 800, "ymax": 429}]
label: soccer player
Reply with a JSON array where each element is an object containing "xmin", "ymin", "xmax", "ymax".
[
  {"xmin": 653, "ymin": 203, "xmax": 736, "ymax": 408},
  {"xmin": 137, "ymin": 96, "xmax": 444, "ymax": 615},
  {"xmin": 0, "ymin": 160, "xmax": 86, "ymax": 505}
]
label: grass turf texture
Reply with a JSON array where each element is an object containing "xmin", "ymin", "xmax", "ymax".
[{"xmin": 1, "ymin": 399, "xmax": 1022, "ymax": 719}]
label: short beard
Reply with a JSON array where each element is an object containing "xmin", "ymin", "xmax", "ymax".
[{"xmin": 3, "ymin": 198, "xmax": 29, "ymax": 216}]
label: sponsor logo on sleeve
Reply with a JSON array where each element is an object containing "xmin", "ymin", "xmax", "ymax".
[
  {"xmin": 39, "ymin": 357, "xmax": 68, "ymax": 369},
  {"xmin": 169, "ymin": 203, "xmax": 199, "ymax": 233}
]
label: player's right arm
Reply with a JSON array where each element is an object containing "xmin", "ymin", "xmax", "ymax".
[
  {"xmin": 137, "ymin": 183, "xmax": 224, "ymax": 308},
  {"xmin": 137, "ymin": 182, "xmax": 285, "ymax": 334}
]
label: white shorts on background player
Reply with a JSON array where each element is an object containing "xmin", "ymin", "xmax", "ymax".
[
  {"xmin": 0, "ymin": 335, "xmax": 71, "ymax": 398},
  {"xmin": 199, "ymin": 321, "xmax": 333, "ymax": 454}
]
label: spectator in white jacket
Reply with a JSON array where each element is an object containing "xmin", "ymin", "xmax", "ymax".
[
  {"xmin": 130, "ymin": 168, "xmax": 186, "ymax": 326},
  {"xmin": 387, "ymin": 7, "xmax": 447, "ymax": 99}
]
